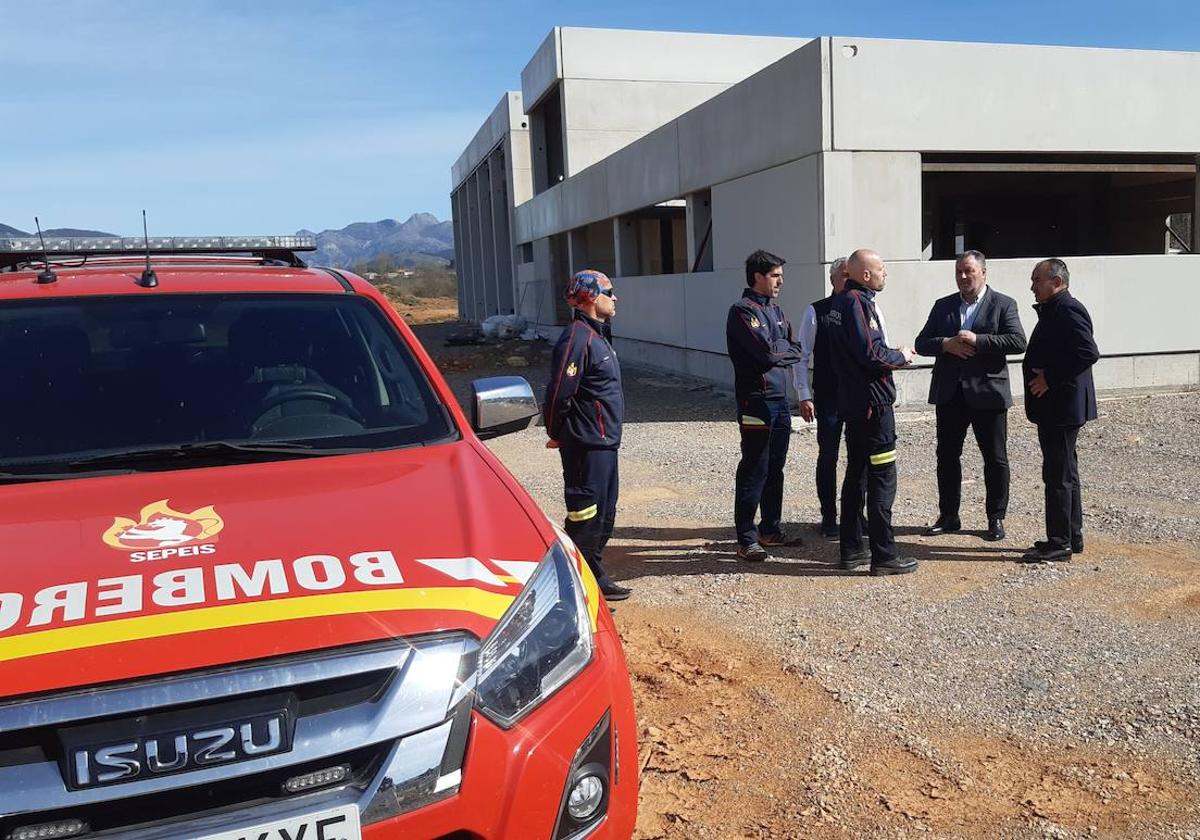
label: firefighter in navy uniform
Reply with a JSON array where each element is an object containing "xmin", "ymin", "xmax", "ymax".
[
  {"xmin": 726, "ymin": 250, "xmax": 804, "ymax": 562},
  {"xmin": 544, "ymin": 270, "xmax": 631, "ymax": 601},
  {"xmin": 828, "ymin": 249, "xmax": 919, "ymax": 576}
]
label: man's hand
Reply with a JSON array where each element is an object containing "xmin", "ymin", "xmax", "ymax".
[
  {"xmin": 545, "ymin": 438, "xmax": 560, "ymax": 449},
  {"xmin": 900, "ymin": 346, "xmax": 916, "ymax": 365},
  {"xmin": 799, "ymin": 399, "xmax": 815, "ymax": 423},
  {"xmin": 942, "ymin": 335, "xmax": 976, "ymax": 359},
  {"xmin": 1029, "ymin": 368, "xmax": 1050, "ymax": 397},
  {"xmin": 958, "ymin": 329, "xmax": 977, "ymax": 346}
]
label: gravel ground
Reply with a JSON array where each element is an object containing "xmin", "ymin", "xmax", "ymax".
[{"xmin": 417, "ymin": 323, "xmax": 1200, "ymax": 836}]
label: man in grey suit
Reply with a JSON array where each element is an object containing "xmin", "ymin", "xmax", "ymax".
[{"xmin": 915, "ymin": 251, "xmax": 1027, "ymax": 541}]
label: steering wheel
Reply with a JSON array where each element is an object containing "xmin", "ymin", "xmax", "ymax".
[{"xmin": 252, "ymin": 386, "xmax": 366, "ymax": 426}]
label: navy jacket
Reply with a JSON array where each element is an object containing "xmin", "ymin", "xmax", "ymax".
[
  {"xmin": 1022, "ymin": 290, "xmax": 1099, "ymax": 427},
  {"xmin": 915, "ymin": 288, "xmax": 1027, "ymax": 410},
  {"xmin": 810, "ymin": 295, "xmax": 838, "ymax": 402},
  {"xmin": 828, "ymin": 280, "xmax": 908, "ymax": 417},
  {"xmin": 544, "ymin": 310, "xmax": 624, "ymax": 449},
  {"xmin": 725, "ymin": 289, "xmax": 802, "ymax": 403}
]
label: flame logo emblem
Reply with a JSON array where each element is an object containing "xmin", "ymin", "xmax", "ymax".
[{"xmin": 102, "ymin": 500, "xmax": 224, "ymax": 551}]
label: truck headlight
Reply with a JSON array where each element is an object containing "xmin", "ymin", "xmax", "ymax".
[{"xmin": 475, "ymin": 537, "xmax": 594, "ymax": 727}]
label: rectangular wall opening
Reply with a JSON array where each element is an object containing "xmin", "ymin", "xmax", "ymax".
[
  {"xmin": 530, "ymin": 85, "xmax": 565, "ymax": 196},
  {"xmin": 922, "ymin": 155, "xmax": 1197, "ymax": 259},
  {"xmin": 614, "ymin": 201, "xmax": 688, "ymax": 276}
]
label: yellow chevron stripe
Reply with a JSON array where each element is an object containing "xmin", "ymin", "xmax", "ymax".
[
  {"xmin": 870, "ymin": 450, "xmax": 897, "ymax": 466},
  {"xmin": 740, "ymin": 415, "xmax": 767, "ymax": 426},
  {"xmin": 0, "ymin": 587, "xmax": 516, "ymax": 665}
]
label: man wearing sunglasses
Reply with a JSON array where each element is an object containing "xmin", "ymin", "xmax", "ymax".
[{"xmin": 544, "ymin": 269, "xmax": 631, "ymax": 601}]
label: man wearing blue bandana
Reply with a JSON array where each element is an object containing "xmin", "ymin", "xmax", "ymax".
[{"xmin": 544, "ymin": 269, "xmax": 630, "ymax": 601}]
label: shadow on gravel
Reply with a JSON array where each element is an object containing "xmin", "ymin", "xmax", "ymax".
[
  {"xmin": 607, "ymin": 524, "xmax": 862, "ymax": 579},
  {"xmin": 608, "ymin": 524, "xmax": 1029, "ymax": 584}
]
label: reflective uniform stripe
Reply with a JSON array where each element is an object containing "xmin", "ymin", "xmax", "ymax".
[
  {"xmin": 869, "ymin": 449, "xmax": 897, "ymax": 466},
  {"xmin": 566, "ymin": 503, "xmax": 598, "ymax": 522},
  {"xmin": 740, "ymin": 415, "xmax": 767, "ymax": 427}
]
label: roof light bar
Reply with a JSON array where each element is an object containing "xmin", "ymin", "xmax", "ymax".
[{"xmin": 0, "ymin": 235, "xmax": 317, "ymax": 255}]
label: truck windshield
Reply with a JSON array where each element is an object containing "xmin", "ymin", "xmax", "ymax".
[{"xmin": 0, "ymin": 294, "xmax": 456, "ymax": 477}]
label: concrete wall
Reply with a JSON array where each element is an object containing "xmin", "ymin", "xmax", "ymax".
[
  {"xmin": 451, "ymin": 93, "xmax": 531, "ymax": 321},
  {"xmin": 821, "ymin": 151, "xmax": 923, "ymax": 262},
  {"xmin": 561, "ymin": 78, "xmax": 727, "ymax": 176},
  {"xmin": 676, "ymin": 39, "xmax": 828, "ymax": 195},
  {"xmin": 513, "ymin": 38, "xmax": 828, "ymax": 246},
  {"xmin": 598, "ymin": 254, "xmax": 1200, "ymax": 404},
  {"xmin": 829, "ymin": 37, "xmax": 1200, "ymax": 153},
  {"xmin": 452, "ymin": 92, "xmax": 528, "ymax": 190},
  {"xmin": 522, "ymin": 27, "xmax": 808, "ymax": 108},
  {"xmin": 521, "ymin": 28, "xmax": 813, "ymax": 188},
  {"xmin": 711, "ymin": 156, "xmax": 823, "ymax": 271}
]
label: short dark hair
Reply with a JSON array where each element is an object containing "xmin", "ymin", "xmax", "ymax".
[
  {"xmin": 745, "ymin": 250, "xmax": 786, "ymax": 286},
  {"xmin": 957, "ymin": 250, "xmax": 987, "ymax": 271},
  {"xmin": 1041, "ymin": 258, "xmax": 1070, "ymax": 286}
]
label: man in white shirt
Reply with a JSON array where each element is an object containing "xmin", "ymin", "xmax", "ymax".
[{"xmin": 794, "ymin": 258, "xmax": 854, "ymax": 538}]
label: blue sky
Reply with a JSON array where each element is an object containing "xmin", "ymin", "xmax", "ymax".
[{"xmin": 3, "ymin": 0, "xmax": 1196, "ymax": 235}]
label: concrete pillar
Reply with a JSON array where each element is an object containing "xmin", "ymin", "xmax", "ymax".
[
  {"xmin": 459, "ymin": 181, "xmax": 479, "ymax": 323},
  {"xmin": 687, "ymin": 190, "xmax": 713, "ymax": 272},
  {"xmin": 477, "ymin": 159, "xmax": 498, "ymax": 318},
  {"xmin": 614, "ymin": 216, "xmax": 639, "ymax": 277},
  {"xmin": 450, "ymin": 188, "xmax": 468, "ymax": 320},
  {"xmin": 1193, "ymin": 158, "xmax": 1199, "ymax": 252},
  {"xmin": 466, "ymin": 171, "xmax": 487, "ymax": 323},
  {"xmin": 491, "ymin": 146, "xmax": 516, "ymax": 314}
]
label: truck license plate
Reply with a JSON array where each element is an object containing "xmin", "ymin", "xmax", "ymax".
[{"xmin": 197, "ymin": 804, "xmax": 361, "ymax": 840}]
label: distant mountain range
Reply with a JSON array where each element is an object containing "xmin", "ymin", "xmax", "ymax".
[
  {"xmin": 299, "ymin": 214, "xmax": 455, "ymax": 269},
  {"xmin": 0, "ymin": 224, "xmax": 117, "ymax": 238},
  {"xmin": 1, "ymin": 214, "xmax": 455, "ymax": 270}
]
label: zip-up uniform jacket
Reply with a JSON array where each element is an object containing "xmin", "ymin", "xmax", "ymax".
[
  {"xmin": 725, "ymin": 288, "xmax": 802, "ymax": 403},
  {"xmin": 544, "ymin": 309, "xmax": 624, "ymax": 449},
  {"xmin": 828, "ymin": 280, "xmax": 908, "ymax": 417}
]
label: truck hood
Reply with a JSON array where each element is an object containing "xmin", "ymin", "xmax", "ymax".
[{"xmin": 0, "ymin": 443, "xmax": 556, "ymax": 699}]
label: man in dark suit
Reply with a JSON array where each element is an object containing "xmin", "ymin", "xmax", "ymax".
[
  {"xmin": 916, "ymin": 251, "xmax": 1026, "ymax": 541},
  {"xmin": 1021, "ymin": 258, "xmax": 1099, "ymax": 563}
]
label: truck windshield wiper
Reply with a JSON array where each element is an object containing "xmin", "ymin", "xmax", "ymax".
[{"xmin": 63, "ymin": 440, "xmax": 373, "ymax": 470}]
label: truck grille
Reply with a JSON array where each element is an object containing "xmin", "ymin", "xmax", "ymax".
[{"xmin": 0, "ymin": 633, "xmax": 477, "ymax": 838}]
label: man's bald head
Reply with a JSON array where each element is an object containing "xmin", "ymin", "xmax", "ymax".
[{"xmin": 847, "ymin": 248, "xmax": 888, "ymax": 292}]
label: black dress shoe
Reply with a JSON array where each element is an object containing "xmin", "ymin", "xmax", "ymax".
[
  {"xmin": 1021, "ymin": 545, "xmax": 1071, "ymax": 563},
  {"xmin": 870, "ymin": 556, "xmax": 918, "ymax": 576},
  {"xmin": 1035, "ymin": 539, "xmax": 1083, "ymax": 555},
  {"xmin": 985, "ymin": 518, "xmax": 1006, "ymax": 542},
  {"xmin": 924, "ymin": 516, "xmax": 961, "ymax": 536},
  {"xmin": 839, "ymin": 549, "xmax": 869, "ymax": 570},
  {"xmin": 600, "ymin": 581, "xmax": 632, "ymax": 601}
]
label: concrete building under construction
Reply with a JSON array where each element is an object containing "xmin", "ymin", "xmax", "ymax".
[{"xmin": 451, "ymin": 27, "xmax": 1200, "ymax": 402}]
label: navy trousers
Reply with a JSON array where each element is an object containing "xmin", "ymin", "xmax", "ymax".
[
  {"xmin": 841, "ymin": 405, "xmax": 898, "ymax": 564},
  {"xmin": 1036, "ymin": 424, "xmax": 1083, "ymax": 550},
  {"xmin": 813, "ymin": 394, "xmax": 844, "ymax": 523},
  {"xmin": 560, "ymin": 445, "xmax": 619, "ymax": 585},
  {"xmin": 734, "ymin": 398, "xmax": 791, "ymax": 546}
]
